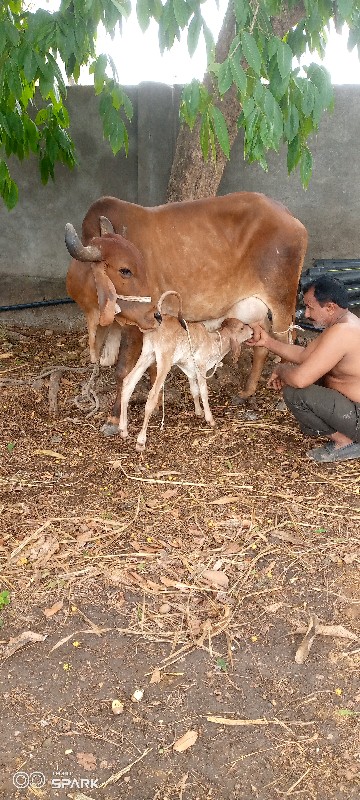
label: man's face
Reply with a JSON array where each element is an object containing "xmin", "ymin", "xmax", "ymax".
[{"xmin": 303, "ymin": 286, "xmax": 334, "ymax": 327}]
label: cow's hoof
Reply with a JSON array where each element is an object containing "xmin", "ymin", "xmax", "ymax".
[
  {"xmin": 136, "ymin": 441, "xmax": 146, "ymax": 452},
  {"xmin": 101, "ymin": 422, "xmax": 120, "ymax": 437},
  {"xmin": 231, "ymin": 394, "xmax": 248, "ymax": 405}
]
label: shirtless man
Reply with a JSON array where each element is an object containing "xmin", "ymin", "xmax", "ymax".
[{"xmin": 248, "ymin": 275, "xmax": 360, "ymax": 462}]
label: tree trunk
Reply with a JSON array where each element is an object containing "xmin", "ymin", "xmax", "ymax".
[{"xmin": 167, "ymin": 2, "xmax": 305, "ymax": 202}]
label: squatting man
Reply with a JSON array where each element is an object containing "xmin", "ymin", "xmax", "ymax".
[{"xmin": 247, "ymin": 276, "xmax": 360, "ymax": 463}]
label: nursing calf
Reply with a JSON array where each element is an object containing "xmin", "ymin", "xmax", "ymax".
[{"xmin": 119, "ymin": 309, "xmax": 252, "ymax": 451}]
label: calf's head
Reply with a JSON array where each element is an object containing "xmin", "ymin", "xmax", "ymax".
[
  {"xmin": 221, "ymin": 318, "xmax": 253, "ymax": 363},
  {"xmin": 65, "ymin": 220, "xmax": 160, "ymax": 330}
]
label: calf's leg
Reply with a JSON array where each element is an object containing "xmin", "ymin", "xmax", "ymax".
[
  {"xmin": 119, "ymin": 349, "xmax": 155, "ymax": 438},
  {"xmin": 136, "ymin": 355, "xmax": 173, "ymax": 452},
  {"xmin": 196, "ymin": 373, "xmax": 216, "ymax": 427},
  {"xmin": 101, "ymin": 325, "xmax": 144, "ymax": 436}
]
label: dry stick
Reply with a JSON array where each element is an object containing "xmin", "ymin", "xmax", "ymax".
[
  {"xmin": 48, "ymin": 368, "xmax": 64, "ymax": 417},
  {"xmin": 99, "ymin": 747, "xmax": 152, "ymax": 788},
  {"xmin": 206, "ymin": 716, "xmax": 314, "ymax": 727},
  {"xmin": 282, "ymin": 766, "xmax": 312, "ymax": 796},
  {"xmin": 116, "ymin": 462, "xmax": 210, "ymax": 488}
]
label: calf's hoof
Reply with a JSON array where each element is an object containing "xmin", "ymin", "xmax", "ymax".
[
  {"xmin": 136, "ymin": 440, "xmax": 146, "ymax": 453},
  {"xmin": 101, "ymin": 422, "xmax": 120, "ymax": 437}
]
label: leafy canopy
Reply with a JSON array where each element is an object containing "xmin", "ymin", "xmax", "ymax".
[{"xmin": 1, "ymin": 0, "xmax": 360, "ymax": 207}]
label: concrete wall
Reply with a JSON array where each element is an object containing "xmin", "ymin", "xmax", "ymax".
[{"xmin": 1, "ymin": 83, "xmax": 359, "ymax": 328}]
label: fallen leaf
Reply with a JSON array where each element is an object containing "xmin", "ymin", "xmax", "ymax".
[
  {"xmin": 223, "ymin": 542, "xmax": 241, "ymax": 554},
  {"xmin": 173, "ymin": 730, "xmax": 198, "ymax": 753},
  {"xmin": 28, "ymin": 534, "xmax": 60, "ymax": 565},
  {"xmin": 201, "ymin": 570, "xmax": 229, "ymax": 590},
  {"xmin": 3, "ymin": 630, "xmax": 46, "ymax": 659},
  {"xmin": 43, "ymin": 600, "xmax": 64, "ymax": 618},
  {"xmin": 162, "ymin": 488, "xmax": 178, "ymax": 499},
  {"xmin": 33, "ymin": 449, "xmax": 66, "ymax": 459},
  {"xmin": 0, "ymin": 352, "xmax": 12, "ymax": 359},
  {"xmin": 149, "ymin": 667, "xmax": 161, "ymax": 684},
  {"xmin": 265, "ymin": 602, "xmax": 282, "ymax": 613},
  {"xmin": 295, "ymin": 614, "xmax": 319, "ymax": 664},
  {"xmin": 292, "ymin": 621, "xmax": 358, "ymax": 641},
  {"xmin": 209, "ymin": 495, "xmax": 242, "ymax": 505},
  {"xmin": 159, "ymin": 576, "xmax": 192, "ymax": 590},
  {"xmin": 76, "ymin": 752, "xmax": 97, "ymax": 771}
]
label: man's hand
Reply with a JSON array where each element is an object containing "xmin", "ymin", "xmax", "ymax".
[
  {"xmin": 246, "ymin": 323, "xmax": 270, "ymax": 348},
  {"xmin": 267, "ymin": 368, "xmax": 285, "ymax": 391}
]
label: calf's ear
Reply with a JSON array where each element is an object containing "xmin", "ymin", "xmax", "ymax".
[
  {"xmin": 91, "ymin": 264, "xmax": 119, "ymax": 326},
  {"xmin": 229, "ymin": 333, "xmax": 242, "ymax": 365}
]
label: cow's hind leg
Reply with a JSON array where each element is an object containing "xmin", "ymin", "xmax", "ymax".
[
  {"xmin": 101, "ymin": 325, "xmax": 144, "ymax": 436},
  {"xmin": 240, "ymin": 303, "xmax": 295, "ymax": 399},
  {"xmin": 239, "ymin": 344, "xmax": 268, "ymax": 399}
]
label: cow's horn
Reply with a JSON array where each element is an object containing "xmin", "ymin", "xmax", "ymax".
[{"xmin": 65, "ymin": 223, "xmax": 102, "ymax": 262}]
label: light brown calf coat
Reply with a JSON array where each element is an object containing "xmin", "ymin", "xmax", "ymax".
[{"xmin": 119, "ymin": 317, "xmax": 253, "ymax": 451}]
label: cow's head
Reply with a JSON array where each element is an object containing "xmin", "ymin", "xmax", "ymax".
[{"xmin": 65, "ymin": 219, "xmax": 161, "ymax": 330}]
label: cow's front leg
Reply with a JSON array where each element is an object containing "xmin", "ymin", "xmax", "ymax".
[
  {"xmin": 99, "ymin": 322, "xmax": 122, "ymax": 366},
  {"xmin": 101, "ymin": 325, "xmax": 144, "ymax": 436}
]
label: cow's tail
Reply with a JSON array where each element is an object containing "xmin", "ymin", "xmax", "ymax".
[{"xmin": 157, "ymin": 291, "xmax": 186, "ymax": 329}]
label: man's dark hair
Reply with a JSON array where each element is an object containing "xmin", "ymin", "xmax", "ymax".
[{"xmin": 304, "ymin": 275, "xmax": 349, "ymax": 309}]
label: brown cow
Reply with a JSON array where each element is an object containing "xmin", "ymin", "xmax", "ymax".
[{"xmin": 66, "ymin": 192, "xmax": 307, "ymax": 434}]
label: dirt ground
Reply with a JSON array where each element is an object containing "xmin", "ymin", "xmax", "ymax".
[{"xmin": 0, "ymin": 324, "xmax": 359, "ymax": 800}]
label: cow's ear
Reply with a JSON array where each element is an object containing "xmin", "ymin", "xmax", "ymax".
[{"xmin": 91, "ymin": 264, "xmax": 119, "ymax": 326}]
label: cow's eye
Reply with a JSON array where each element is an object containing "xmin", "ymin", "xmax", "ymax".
[{"xmin": 120, "ymin": 268, "xmax": 132, "ymax": 277}]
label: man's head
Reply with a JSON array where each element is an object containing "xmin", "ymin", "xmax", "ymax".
[{"xmin": 303, "ymin": 275, "xmax": 349, "ymax": 327}]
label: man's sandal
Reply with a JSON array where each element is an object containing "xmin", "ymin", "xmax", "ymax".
[{"xmin": 307, "ymin": 442, "xmax": 360, "ymax": 463}]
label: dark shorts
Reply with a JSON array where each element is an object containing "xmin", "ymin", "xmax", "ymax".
[{"xmin": 283, "ymin": 384, "xmax": 360, "ymax": 442}]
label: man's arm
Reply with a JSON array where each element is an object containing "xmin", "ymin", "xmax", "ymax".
[
  {"xmin": 274, "ymin": 327, "xmax": 348, "ymax": 389},
  {"xmin": 247, "ymin": 324, "xmax": 306, "ymax": 364}
]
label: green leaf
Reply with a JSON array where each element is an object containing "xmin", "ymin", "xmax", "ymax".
[
  {"xmin": 233, "ymin": 0, "xmax": 250, "ymax": 29},
  {"xmin": 136, "ymin": 0, "xmax": 151, "ymax": 32},
  {"xmin": 173, "ymin": 0, "xmax": 191, "ymax": 29},
  {"xmin": 263, "ymin": 89, "xmax": 283, "ymax": 148},
  {"xmin": 301, "ymin": 80, "xmax": 316, "ymax": 116},
  {"xmin": 241, "ymin": 31, "xmax": 262, "ymax": 76},
  {"xmin": 287, "ymin": 134, "xmax": 302, "ymax": 174},
  {"xmin": 0, "ymin": 590, "xmax": 10, "ymax": 610},
  {"xmin": 277, "ymin": 40, "xmax": 293, "ymax": 81},
  {"xmin": 92, "ymin": 54, "xmax": 108, "ymax": 95},
  {"xmin": 218, "ymin": 58, "xmax": 233, "ymax": 96},
  {"xmin": 306, "ymin": 63, "xmax": 333, "ymax": 111},
  {"xmin": 336, "ymin": 0, "xmax": 354, "ymax": 22},
  {"xmin": 283, "ymin": 103, "xmax": 299, "ymax": 142},
  {"xmin": 336, "ymin": 708, "xmax": 359, "ymax": 717},
  {"xmin": 230, "ymin": 48, "xmax": 247, "ymax": 96},
  {"xmin": 187, "ymin": 13, "xmax": 202, "ymax": 58},
  {"xmin": 110, "ymin": 0, "xmax": 130, "ymax": 17},
  {"xmin": 300, "ymin": 145, "xmax": 313, "ymax": 188},
  {"xmin": 210, "ymin": 105, "xmax": 230, "ymax": 158}
]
